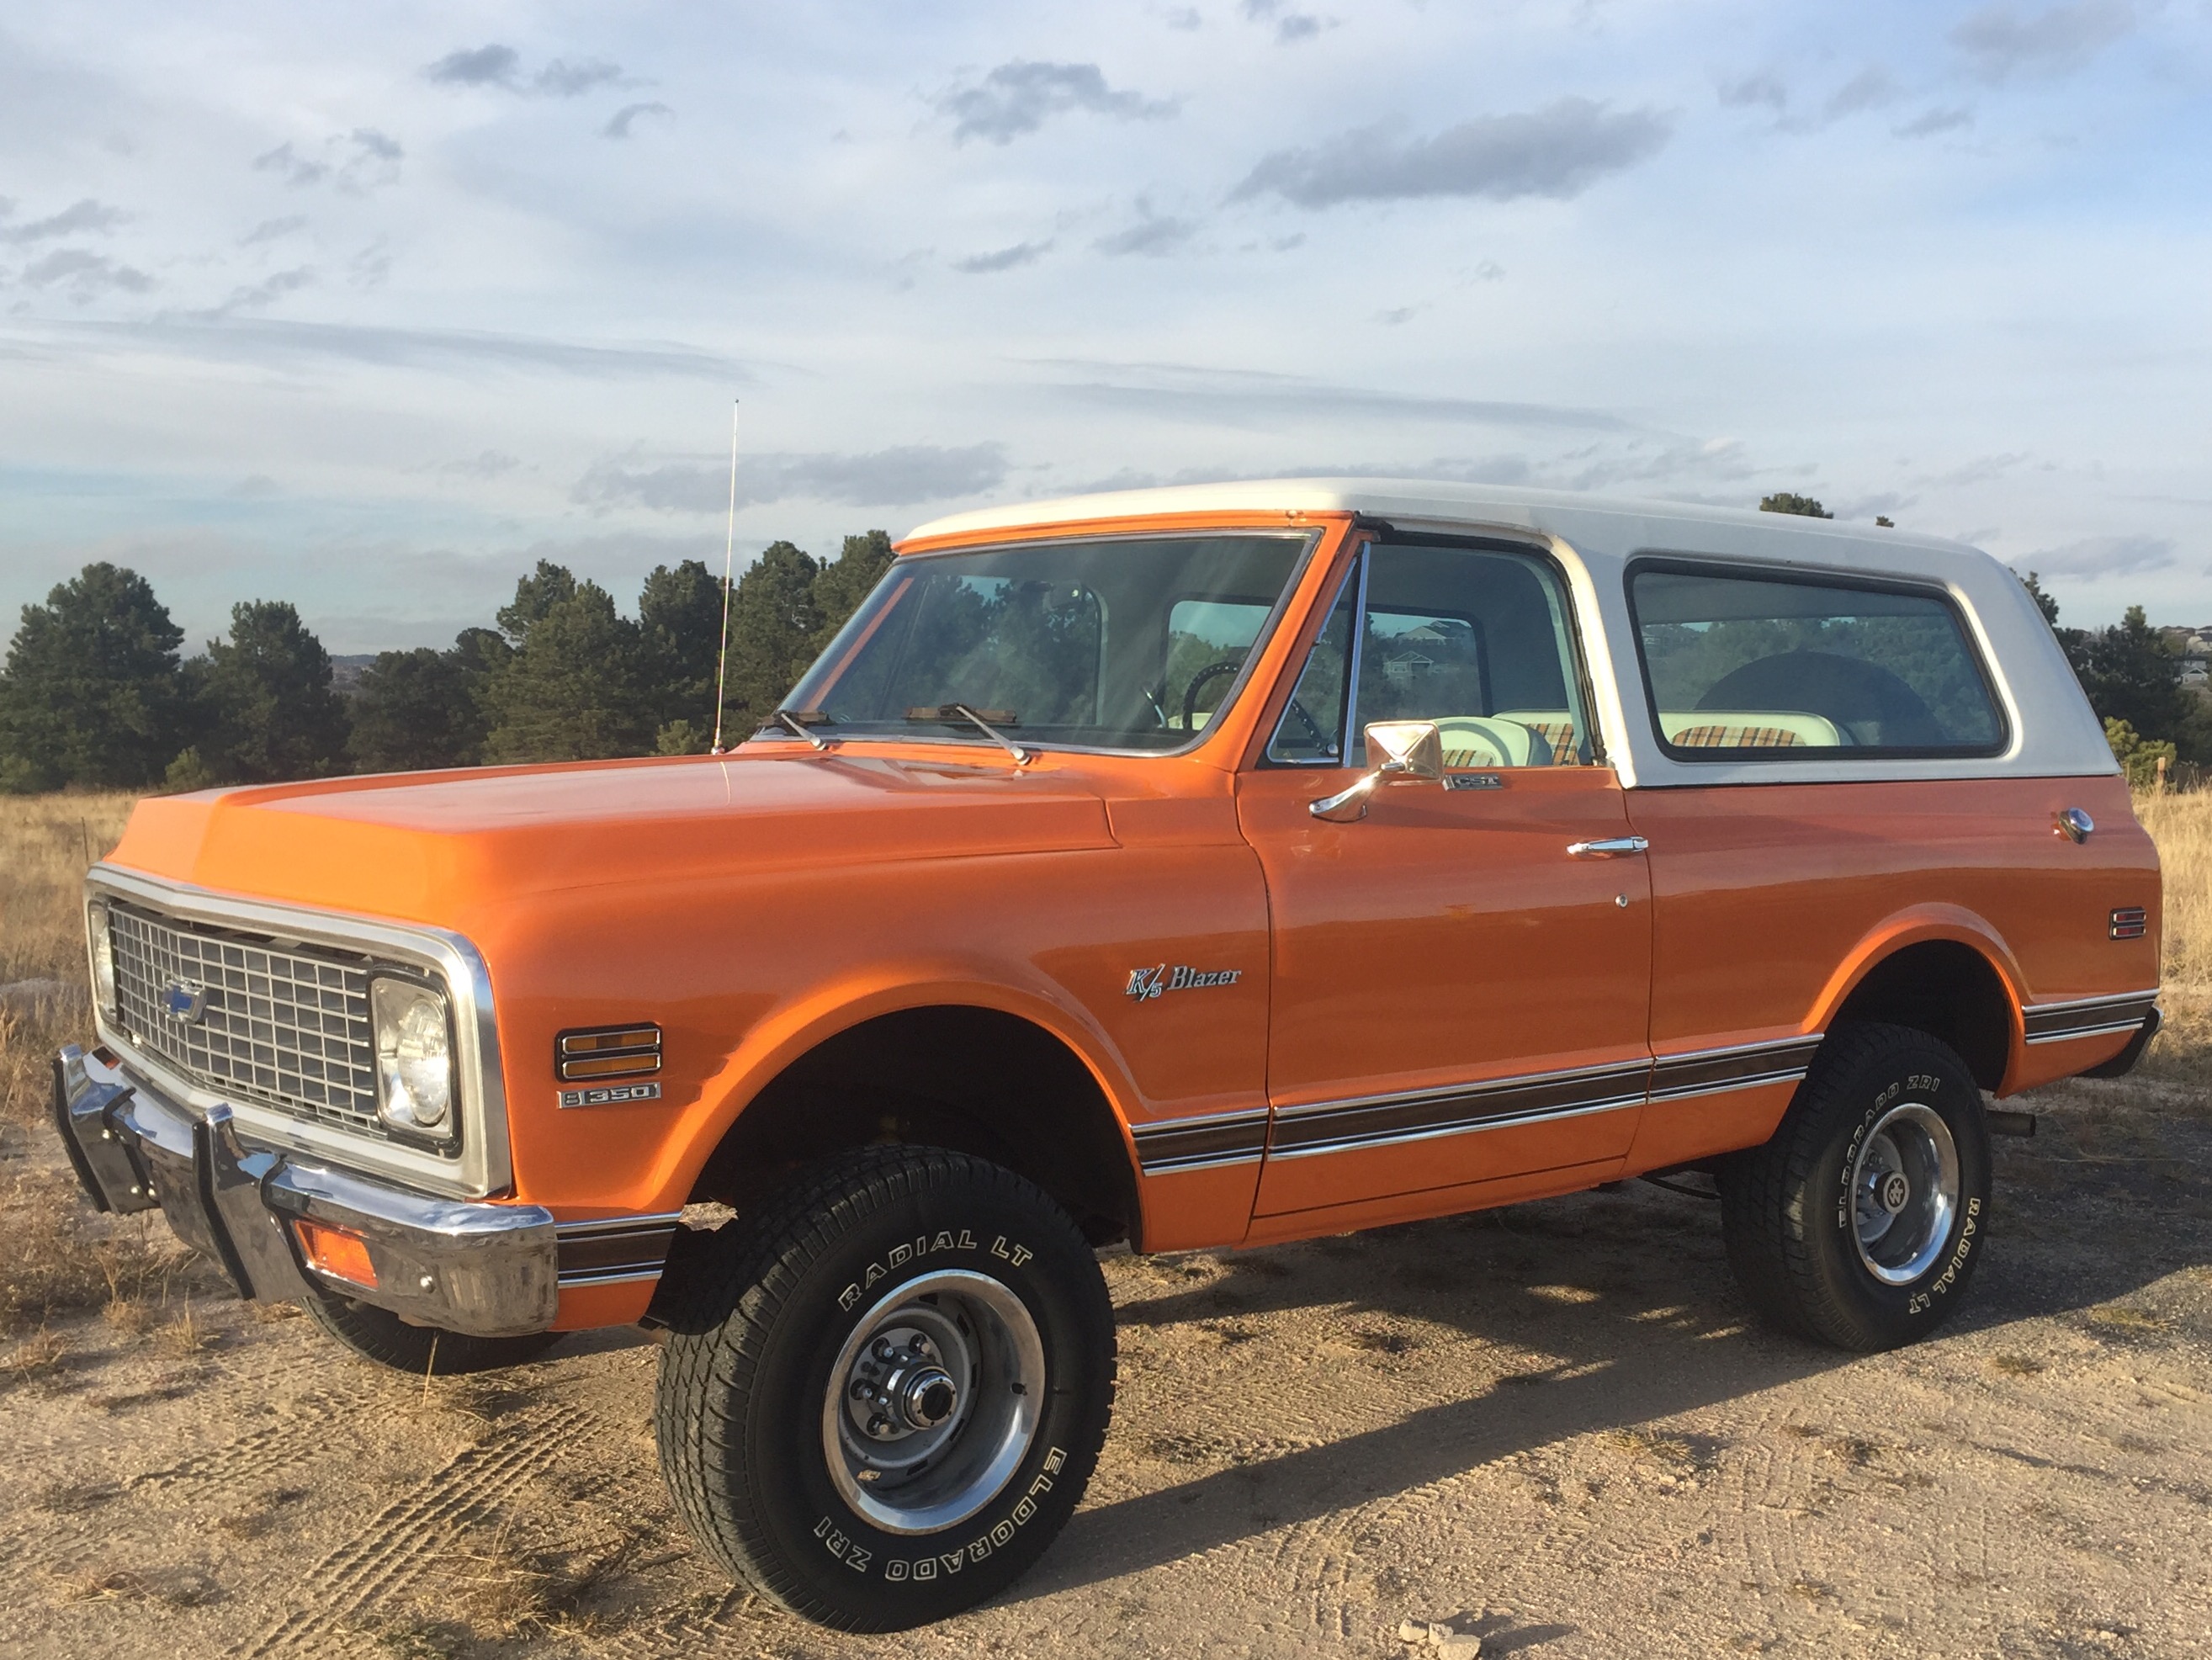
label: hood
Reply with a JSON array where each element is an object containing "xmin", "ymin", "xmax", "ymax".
[{"xmin": 105, "ymin": 751, "xmax": 1117, "ymax": 925}]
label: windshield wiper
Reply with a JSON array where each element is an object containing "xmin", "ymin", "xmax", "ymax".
[
  {"xmin": 904, "ymin": 703, "xmax": 1033, "ymax": 766},
  {"xmin": 764, "ymin": 708, "xmax": 833, "ymax": 750}
]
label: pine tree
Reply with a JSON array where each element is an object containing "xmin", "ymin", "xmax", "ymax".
[
  {"xmin": 352, "ymin": 644, "xmax": 493, "ymax": 772},
  {"xmin": 480, "ymin": 575, "xmax": 656, "ymax": 762},
  {"xmin": 0, "ymin": 563, "xmax": 188, "ymax": 791},
  {"xmin": 720, "ymin": 541, "xmax": 825, "ymax": 731},
  {"xmin": 1758, "ymin": 492, "xmax": 1833, "ymax": 518},
  {"xmin": 809, "ymin": 531, "xmax": 896, "ymax": 655},
  {"xmin": 638, "ymin": 559, "xmax": 727, "ymax": 738},
  {"xmin": 194, "ymin": 600, "xmax": 352, "ymax": 782}
]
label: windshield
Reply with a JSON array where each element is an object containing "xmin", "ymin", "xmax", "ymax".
[{"xmin": 775, "ymin": 532, "xmax": 1315, "ymax": 753}]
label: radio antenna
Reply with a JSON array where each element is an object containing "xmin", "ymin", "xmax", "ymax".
[{"xmin": 709, "ymin": 399, "xmax": 740, "ymax": 754}]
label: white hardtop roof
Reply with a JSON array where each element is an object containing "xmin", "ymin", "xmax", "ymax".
[{"xmin": 906, "ymin": 476, "xmax": 1971, "ymax": 564}]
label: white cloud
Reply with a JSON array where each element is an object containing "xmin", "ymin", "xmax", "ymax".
[
  {"xmin": 602, "ymin": 102, "xmax": 671, "ymax": 140},
  {"xmin": 0, "ymin": 199, "xmax": 130, "ymax": 244},
  {"xmin": 2020, "ymin": 533, "xmax": 2175, "ymax": 577},
  {"xmin": 1233, "ymin": 99, "xmax": 1673, "ymax": 207},
  {"xmin": 574, "ymin": 445, "xmax": 1012, "ymax": 512},
  {"xmin": 937, "ymin": 61, "xmax": 1175, "ymax": 145},
  {"xmin": 955, "ymin": 239, "xmax": 1053, "ymax": 273},
  {"xmin": 1951, "ymin": 1, "xmax": 2135, "ymax": 82}
]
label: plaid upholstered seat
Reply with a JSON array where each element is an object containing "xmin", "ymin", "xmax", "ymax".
[{"xmin": 1669, "ymin": 724, "xmax": 1806, "ymax": 749}]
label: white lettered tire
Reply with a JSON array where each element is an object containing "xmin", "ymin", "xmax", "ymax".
[
  {"xmin": 1719, "ymin": 1024, "xmax": 1994, "ymax": 1350},
  {"xmin": 653, "ymin": 1146, "xmax": 1117, "ymax": 1631}
]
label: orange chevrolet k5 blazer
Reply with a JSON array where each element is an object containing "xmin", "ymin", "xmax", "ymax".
[{"xmin": 54, "ymin": 480, "xmax": 2162, "ymax": 1629}]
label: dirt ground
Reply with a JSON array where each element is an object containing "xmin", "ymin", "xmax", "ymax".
[{"xmin": 3, "ymin": 1063, "xmax": 2208, "ymax": 1660}]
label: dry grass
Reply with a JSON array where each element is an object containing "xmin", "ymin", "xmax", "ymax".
[
  {"xmin": 0, "ymin": 793, "xmax": 215, "ymax": 1343},
  {"xmin": 2134, "ymin": 788, "xmax": 2212, "ymax": 994},
  {"xmin": 2130, "ymin": 788, "xmax": 2212, "ymax": 1085},
  {"xmin": 0, "ymin": 792, "xmax": 134, "ymax": 1127}
]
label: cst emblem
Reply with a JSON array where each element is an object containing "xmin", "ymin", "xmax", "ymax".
[
  {"xmin": 1124, "ymin": 964, "xmax": 1244, "ymax": 1002},
  {"xmin": 161, "ymin": 980, "xmax": 207, "ymax": 1023}
]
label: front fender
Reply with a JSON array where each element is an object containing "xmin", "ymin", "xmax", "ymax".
[{"xmin": 639, "ymin": 960, "xmax": 1147, "ymax": 1211}]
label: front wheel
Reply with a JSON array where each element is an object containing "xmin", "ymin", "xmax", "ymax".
[
  {"xmin": 653, "ymin": 1146, "xmax": 1116, "ymax": 1631},
  {"xmin": 1718, "ymin": 1023, "xmax": 1993, "ymax": 1351}
]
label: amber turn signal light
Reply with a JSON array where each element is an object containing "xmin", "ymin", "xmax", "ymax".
[
  {"xmin": 556, "ymin": 1022, "xmax": 663, "ymax": 1081},
  {"xmin": 294, "ymin": 1219, "xmax": 378, "ymax": 1289}
]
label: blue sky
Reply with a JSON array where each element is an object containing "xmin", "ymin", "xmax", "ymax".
[{"xmin": 2, "ymin": 1, "xmax": 2208, "ymax": 652}]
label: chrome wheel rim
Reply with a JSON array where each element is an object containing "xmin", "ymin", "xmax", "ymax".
[
  {"xmin": 822, "ymin": 1269, "xmax": 1045, "ymax": 1535},
  {"xmin": 1850, "ymin": 1101, "xmax": 1960, "ymax": 1286}
]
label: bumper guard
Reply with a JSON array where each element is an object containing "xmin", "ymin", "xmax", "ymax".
[{"xmin": 52, "ymin": 1045, "xmax": 559, "ymax": 1338}]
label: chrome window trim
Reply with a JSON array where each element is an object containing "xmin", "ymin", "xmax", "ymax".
[{"xmin": 84, "ymin": 864, "xmax": 512, "ymax": 1201}]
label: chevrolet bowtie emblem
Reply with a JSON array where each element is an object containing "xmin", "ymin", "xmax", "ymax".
[{"xmin": 161, "ymin": 980, "xmax": 207, "ymax": 1023}]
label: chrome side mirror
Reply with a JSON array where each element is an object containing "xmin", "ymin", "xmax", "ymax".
[{"xmin": 1309, "ymin": 721, "xmax": 1445, "ymax": 821}]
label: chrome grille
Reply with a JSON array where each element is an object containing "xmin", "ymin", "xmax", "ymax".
[{"xmin": 109, "ymin": 904, "xmax": 381, "ymax": 1133}]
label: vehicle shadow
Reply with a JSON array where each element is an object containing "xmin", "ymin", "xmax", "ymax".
[{"xmin": 1025, "ymin": 1121, "xmax": 2210, "ymax": 1599}]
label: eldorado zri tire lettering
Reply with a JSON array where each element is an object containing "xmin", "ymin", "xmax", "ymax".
[{"xmin": 653, "ymin": 1144, "xmax": 1116, "ymax": 1631}]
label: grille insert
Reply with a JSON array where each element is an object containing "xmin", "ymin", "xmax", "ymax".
[{"xmin": 109, "ymin": 904, "xmax": 382, "ymax": 1134}]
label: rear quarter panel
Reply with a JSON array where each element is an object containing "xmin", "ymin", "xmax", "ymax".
[{"xmin": 1626, "ymin": 772, "xmax": 2159, "ymax": 1109}]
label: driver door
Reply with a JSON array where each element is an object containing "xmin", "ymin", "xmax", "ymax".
[{"xmin": 1238, "ymin": 537, "xmax": 1654, "ymax": 1223}]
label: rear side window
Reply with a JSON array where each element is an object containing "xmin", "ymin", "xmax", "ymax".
[{"xmin": 1628, "ymin": 563, "xmax": 2006, "ymax": 759}]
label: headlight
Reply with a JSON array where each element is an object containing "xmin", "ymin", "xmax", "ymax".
[
  {"xmin": 371, "ymin": 978, "xmax": 454, "ymax": 1138},
  {"xmin": 86, "ymin": 898, "xmax": 116, "ymax": 1015}
]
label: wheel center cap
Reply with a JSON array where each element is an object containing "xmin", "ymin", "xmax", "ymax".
[
  {"xmin": 895, "ymin": 1366, "xmax": 957, "ymax": 1430},
  {"xmin": 1880, "ymin": 1171, "xmax": 1911, "ymax": 1215}
]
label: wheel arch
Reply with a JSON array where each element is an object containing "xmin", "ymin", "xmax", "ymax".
[
  {"xmin": 1808, "ymin": 910, "xmax": 2028, "ymax": 1092},
  {"xmin": 671, "ymin": 979, "xmax": 1147, "ymax": 1249}
]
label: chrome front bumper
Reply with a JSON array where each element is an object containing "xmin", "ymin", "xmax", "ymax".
[{"xmin": 52, "ymin": 1044, "xmax": 559, "ymax": 1338}]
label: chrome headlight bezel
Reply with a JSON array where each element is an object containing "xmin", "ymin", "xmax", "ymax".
[
  {"xmin": 85, "ymin": 896, "xmax": 117, "ymax": 1016},
  {"xmin": 369, "ymin": 975, "xmax": 461, "ymax": 1152}
]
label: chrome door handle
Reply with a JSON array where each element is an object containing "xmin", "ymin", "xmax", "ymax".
[{"xmin": 1567, "ymin": 836, "xmax": 1648, "ymax": 857}]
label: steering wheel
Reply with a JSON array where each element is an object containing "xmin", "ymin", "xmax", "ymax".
[
  {"xmin": 1282, "ymin": 697, "xmax": 1328, "ymax": 754},
  {"xmin": 1180, "ymin": 659, "xmax": 1245, "ymax": 730}
]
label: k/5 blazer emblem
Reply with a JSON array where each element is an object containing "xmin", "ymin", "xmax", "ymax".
[
  {"xmin": 1125, "ymin": 964, "xmax": 1244, "ymax": 1002},
  {"xmin": 161, "ymin": 980, "xmax": 207, "ymax": 1023}
]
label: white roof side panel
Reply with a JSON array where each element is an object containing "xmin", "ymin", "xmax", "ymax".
[{"xmin": 904, "ymin": 478, "xmax": 2117, "ymax": 787}]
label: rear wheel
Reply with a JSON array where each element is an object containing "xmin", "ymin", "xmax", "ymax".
[
  {"xmin": 1718, "ymin": 1024, "xmax": 1993, "ymax": 1351},
  {"xmin": 300, "ymin": 1286, "xmax": 561, "ymax": 1375},
  {"xmin": 653, "ymin": 1145, "xmax": 1115, "ymax": 1631}
]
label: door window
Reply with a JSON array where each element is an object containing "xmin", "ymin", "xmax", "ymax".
[
  {"xmin": 1268, "ymin": 542, "xmax": 1596, "ymax": 768},
  {"xmin": 1628, "ymin": 564, "xmax": 2006, "ymax": 757}
]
